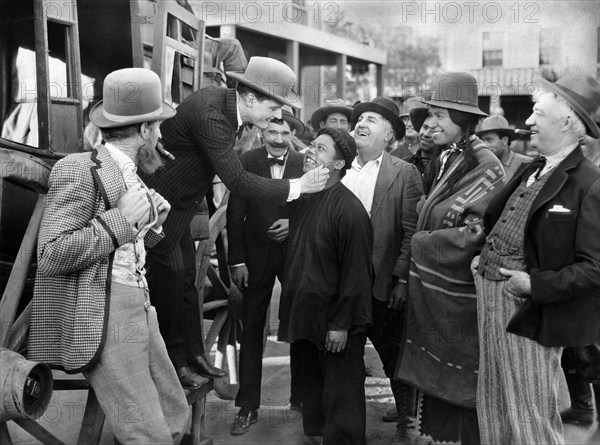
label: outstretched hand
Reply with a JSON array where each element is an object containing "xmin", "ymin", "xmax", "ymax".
[{"xmin": 298, "ymin": 165, "xmax": 330, "ymax": 194}]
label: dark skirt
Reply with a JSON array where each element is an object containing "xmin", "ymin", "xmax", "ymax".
[{"xmin": 417, "ymin": 392, "xmax": 480, "ymax": 445}]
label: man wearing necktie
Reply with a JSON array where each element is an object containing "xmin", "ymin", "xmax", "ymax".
[
  {"xmin": 473, "ymin": 74, "xmax": 600, "ymax": 444},
  {"xmin": 226, "ymin": 108, "xmax": 306, "ymax": 434}
]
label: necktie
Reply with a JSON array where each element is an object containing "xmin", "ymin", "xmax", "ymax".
[
  {"xmin": 267, "ymin": 157, "xmax": 285, "ymax": 166},
  {"xmin": 235, "ymin": 125, "xmax": 245, "ymax": 141},
  {"xmin": 524, "ymin": 156, "xmax": 547, "ymax": 186}
]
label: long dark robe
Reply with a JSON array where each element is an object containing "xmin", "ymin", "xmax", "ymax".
[{"xmin": 278, "ymin": 182, "xmax": 373, "ymax": 347}]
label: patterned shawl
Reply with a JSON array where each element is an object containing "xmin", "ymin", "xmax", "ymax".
[{"xmin": 396, "ymin": 141, "xmax": 506, "ymax": 409}]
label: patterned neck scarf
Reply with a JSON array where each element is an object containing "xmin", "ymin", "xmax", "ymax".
[{"xmin": 437, "ymin": 137, "xmax": 467, "ymax": 181}]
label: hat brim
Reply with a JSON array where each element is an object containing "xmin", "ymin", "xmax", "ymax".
[
  {"xmin": 535, "ymin": 77, "xmax": 600, "ymax": 138},
  {"xmin": 310, "ymin": 106, "xmax": 352, "ymax": 131},
  {"xmin": 476, "ymin": 127, "xmax": 518, "ymax": 141},
  {"xmin": 282, "ymin": 113, "xmax": 305, "ymax": 134},
  {"xmin": 422, "ymin": 99, "xmax": 488, "ymax": 117},
  {"xmin": 227, "ymin": 71, "xmax": 303, "ymax": 109},
  {"xmin": 89, "ymin": 101, "xmax": 176, "ymax": 129},
  {"xmin": 352, "ymin": 102, "xmax": 406, "ymax": 139}
]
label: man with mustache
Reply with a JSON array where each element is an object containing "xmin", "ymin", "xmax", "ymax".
[
  {"xmin": 29, "ymin": 68, "xmax": 189, "ymax": 443},
  {"xmin": 226, "ymin": 108, "xmax": 306, "ymax": 434}
]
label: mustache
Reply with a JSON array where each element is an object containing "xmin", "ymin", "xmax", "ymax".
[{"xmin": 269, "ymin": 141, "xmax": 289, "ymax": 148}]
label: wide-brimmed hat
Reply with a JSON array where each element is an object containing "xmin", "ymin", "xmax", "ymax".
[
  {"xmin": 90, "ymin": 68, "xmax": 175, "ymax": 129},
  {"xmin": 227, "ymin": 56, "xmax": 303, "ymax": 109},
  {"xmin": 409, "ymin": 107, "xmax": 430, "ymax": 133},
  {"xmin": 310, "ymin": 99, "xmax": 353, "ymax": 130},
  {"xmin": 280, "ymin": 106, "xmax": 305, "ymax": 134},
  {"xmin": 535, "ymin": 74, "xmax": 600, "ymax": 138},
  {"xmin": 352, "ymin": 97, "xmax": 406, "ymax": 139},
  {"xmin": 422, "ymin": 72, "xmax": 488, "ymax": 117},
  {"xmin": 476, "ymin": 115, "xmax": 518, "ymax": 141}
]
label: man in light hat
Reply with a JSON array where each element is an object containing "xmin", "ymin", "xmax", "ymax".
[
  {"xmin": 476, "ymin": 115, "xmax": 530, "ymax": 181},
  {"xmin": 141, "ymin": 57, "xmax": 329, "ymax": 389},
  {"xmin": 473, "ymin": 73, "xmax": 600, "ymax": 444},
  {"xmin": 345, "ymin": 97, "xmax": 423, "ymax": 442},
  {"xmin": 226, "ymin": 107, "xmax": 306, "ymax": 434},
  {"xmin": 310, "ymin": 98, "xmax": 353, "ymax": 132},
  {"xmin": 29, "ymin": 68, "xmax": 189, "ymax": 443}
]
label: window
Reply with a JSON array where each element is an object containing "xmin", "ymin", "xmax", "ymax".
[
  {"xmin": 482, "ymin": 31, "xmax": 503, "ymax": 67},
  {"xmin": 540, "ymin": 29, "xmax": 560, "ymax": 66}
]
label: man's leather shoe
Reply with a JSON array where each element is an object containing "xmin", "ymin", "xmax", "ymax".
[
  {"xmin": 230, "ymin": 408, "xmax": 257, "ymax": 435},
  {"xmin": 188, "ymin": 355, "xmax": 227, "ymax": 378},
  {"xmin": 177, "ymin": 366, "xmax": 202, "ymax": 390},
  {"xmin": 560, "ymin": 408, "xmax": 594, "ymax": 427}
]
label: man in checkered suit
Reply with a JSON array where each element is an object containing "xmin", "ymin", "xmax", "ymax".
[{"xmin": 29, "ymin": 68, "xmax": 189, "ymax": 443}]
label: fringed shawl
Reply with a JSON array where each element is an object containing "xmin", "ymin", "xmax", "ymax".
[{"xmin": 396, "ymin": 142, "xmax": 506, "ymax": 408}]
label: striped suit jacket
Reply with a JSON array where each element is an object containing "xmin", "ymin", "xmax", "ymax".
[
  {"xmin": 29, "ymin": 145, "xmax": 163, "ymax": 373},
  {"xmin": 142, "ymin": 86, "xmax": 290, "ymax": 252}
]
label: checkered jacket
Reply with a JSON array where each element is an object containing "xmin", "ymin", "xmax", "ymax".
[{"xmin": 28, "ymin": 145, "xmax": 163, "ymax": 373}]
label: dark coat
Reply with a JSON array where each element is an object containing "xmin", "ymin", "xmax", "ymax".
[
  {"xmin": 227, "ymin": 146, "xmax": 305, "ymax": 268},
  {"xmin": 484, "ymin": 145, "xmax": 600, "ymax": 347},
  {"xmin": 142, "ymin": 86, "xmax": 290, "ymax": 252}
]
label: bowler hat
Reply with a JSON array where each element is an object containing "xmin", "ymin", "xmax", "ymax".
[
  {"xmin": 400, "ymin": 97, "xmax": 425, "ymax": 118},
  {"xmin": 90, "ymin": 68, "xmax": 175, "ymax": 129},
  {"xmin": 535, "ymin": 74, "xmax": 600, "ymax": 138},
  {"xmin": 280, "ymin": 106, "xmax": 305, "ymax": 134},
  {"xmin": 422, "ymin": 72, "xmax": 488, "ymax": 116},
  {"xmin": 352, "ymin": 97, "xmax": 406, "ymax": 139},
  {"xmin": 310, "ymin": 99, "xmax": 352, "ymax": 130},
  {"xmin": 409, "ymin": 107, "xmax": 430, "ymax": 133},
  {"xmin": 227, "ymin": 57, "xmax": 303, "ymax": 109},
  {"xmin": 476, "ymin": 115, "xmax": 518, "ymax": 141}
]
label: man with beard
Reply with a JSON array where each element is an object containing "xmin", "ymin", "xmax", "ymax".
[
  {"xmin": 227, "ymin": 108, "xmax": 306, "ymax": 434},
  {"xmin": 476, "ymin": 115, "xmax": 530, "ymax": 181},
  {"xmin": 142, "ymin": 57, "xmax": 329, "ymax": 389},
  {"xmin": 279, "ymin": 127, "xmax": 373, "ymax": 445},
  {"xmin": 28, "ymin": 68, "xmax": 190, "ymax": 443}
]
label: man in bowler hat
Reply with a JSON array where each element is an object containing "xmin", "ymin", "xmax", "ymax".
[
  {"xmin": 476, "ymin": 115, "xmax": 530, "ymax": 181},
  {"xmin": 344, "ymin": 97, "xmax": 423, "ymax": 441},
  {"xmin": 29, "ymin": 68, "xmax": 189, "ymax": 443},
  {"xmin": 473, "ymin": 74, "xmax": 600, "ymax": 444},
  {"xmin": 141, "ymin": 57, "xmax": 330, "ymax": 390}
]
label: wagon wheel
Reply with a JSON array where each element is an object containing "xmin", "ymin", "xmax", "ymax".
[{"xmin": 195, "ymin": 192, "xmax": 243, "ymax": 400}]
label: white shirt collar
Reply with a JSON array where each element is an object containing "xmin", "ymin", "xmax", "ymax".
[
  {"xmin": 235, "ymin": 92, "xmax": 243, "ymax": 129},
  {"xmin": 353, "ymin": 151, "xmax": 384, "ymax": 170},
  {"xmin": 103, "ymin": 142, "xmax": 137, "ymax": 173},
  {"xmin": 544, "ymin": 142, "xmax": 578, "ymax": 167}
]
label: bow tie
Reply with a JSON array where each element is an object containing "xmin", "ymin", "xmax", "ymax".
[{"xmin": 267, "ymin": 157, "xmax": 285, "ymax": 166}]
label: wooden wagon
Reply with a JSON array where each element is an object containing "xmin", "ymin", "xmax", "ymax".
[{"xmin": 0, "ymin": 1, "xmax": 242, "ymax": 443}]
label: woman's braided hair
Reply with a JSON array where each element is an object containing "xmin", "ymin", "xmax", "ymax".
[{"xmin": 316, "ymin": 127, "xmax": 357, "ymax": 174}]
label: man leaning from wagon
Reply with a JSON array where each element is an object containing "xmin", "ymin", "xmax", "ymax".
[{"xmin": 28, "ymin": 68, "xmax": 189, "ymax": 443}]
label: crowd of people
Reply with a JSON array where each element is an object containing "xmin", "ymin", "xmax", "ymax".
[{"xmin": 28, "ymin": 54, "xmax": 599, "ymax": 445}]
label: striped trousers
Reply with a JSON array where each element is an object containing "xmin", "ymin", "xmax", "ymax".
[{"xmin": 474, "ymin": 274, "xmax": 564, "ymax": 445}]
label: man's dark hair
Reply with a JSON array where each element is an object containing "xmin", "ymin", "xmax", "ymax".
[
  {"xmin": 236, "ymin": 84, "xmax": 272, "ymax": 102},
  {"xmin": 100, "ymin": 124, "xmax": 141, "ymax": 142},
  {"xmin": 316, "ymin": 127, "xmax": 356, "ymax": 174}
]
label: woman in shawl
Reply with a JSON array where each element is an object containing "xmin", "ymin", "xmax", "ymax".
[{"xmin": 395, "ymin": 72, "xmax": 506, "ymax": 445}]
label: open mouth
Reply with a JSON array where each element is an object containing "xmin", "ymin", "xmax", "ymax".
[
  {"xmin": 355, "ymin": 128, "xmax": 368, "ymax": 137},
  {"xmin": 305, "ymin": 156, "xmax": 317, "ymax": 167}
]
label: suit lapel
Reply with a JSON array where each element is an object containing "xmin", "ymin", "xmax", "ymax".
[
  {"xmin": 371, "ymin": 152, "xmax": 399, "ymax": 218},
  {"xmin": 91, "ymin": 145, "xmax": 126, "ymax": 210},
  {"xmin": 529, "ymin": 146, "xmax": 583, "ymax": 217},
  {"xmin": 257, "ymin": 147, "xmax": 273, "ymax": 179},
  {"xmin": 283, "ymin": 150, "xmax": 304, "ymax": 179}
]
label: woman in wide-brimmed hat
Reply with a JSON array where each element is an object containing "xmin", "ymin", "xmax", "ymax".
[{"xmin": 395, "ymin": 72, "xmax": 506, "ymax": 444}]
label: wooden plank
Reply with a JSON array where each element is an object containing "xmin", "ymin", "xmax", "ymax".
[
  {"xmin": 12, "ymin": 418, "xmax": 64, "ymax": 445},
  {"xmin": 34, "ymin": 0, "xmax": 51, "ymax": 151},
  {"xmin": 0, "ymin": 422, "xmax": 13, "ymax": 444},
  {"xmin": 0, "ymin": 195, "xmax": 44, "ymax": 347},
  {"xmin": 76, "ymin": 390, "xmax": 105, "ymax": 445},
  {"xmin": 7, "ymin": 301, "xmax": 31, "ymax": 351}
]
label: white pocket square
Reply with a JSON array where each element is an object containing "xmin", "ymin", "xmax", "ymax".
[{"xmin": 548, "ymin": 205, "xmax": 571, "ymax": 214}]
